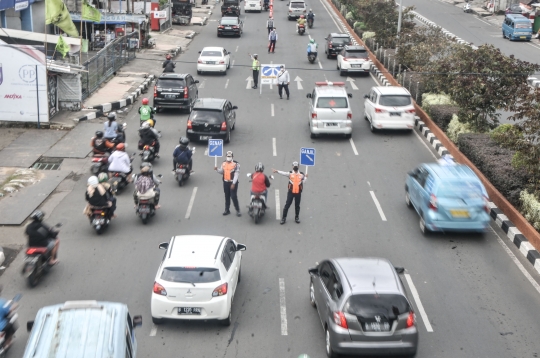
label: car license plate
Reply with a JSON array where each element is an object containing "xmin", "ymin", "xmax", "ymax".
[
  {"xmin": 325, "ymin": 123, "xmax": 338, "ymax": 127},
  {"xmin": 389, "ymin": 112, "xmax": 401, "ymax": 116},
  {"xmin": 206, "ymin": 61, "xmax": 215, "ymax": 64},
  {"xmin": 200, "ymin": 136, "xmax": 209, "ymax": 140},
  {"xmin": 139, "ymin": 206, "xmax": 150, "ymax": 214},
  {"xmin": 164, "ymin": 94, "xmax": 175, "ymax": 99},
  {"xmin": 178, "ymin": 307, "xmax": 201, "ymax": 315},
  {"xmin": 365, "ymin": 321, "xmax": 391, "ymax": 332},
  {"xmin": 520, "ymin": 36, "xmax": 526, "ymax": 39},
  {"xmin": 177, "ymin": 168, "xmax": 186, "ymax": 174},
  {"xmin": 250, "ymin": 4, "xmax": 255, "ymax": 6},
  {"xmin": 225, "ymin": 26, "xmax": 231, "ymax": 29},
  {"xmin": 450, "ymin": 209, "xmax": 470, "ymax": 218}
]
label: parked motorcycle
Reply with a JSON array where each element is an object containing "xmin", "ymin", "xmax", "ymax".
[
  {"xmin": 90, "ymin": 154, "xmax": 109, "ymax": 175},
  {"xmin": 0, "ymin": 293, "xmax": 21, "ymax": 357},
  {"xmin": 247, "ymin": 174, "xmax": 273, "ymax": 224},
  {"xmin": 308, "ymin": 52, "xmax": 317, "ymax": 64},
  {"xmin": 22, "ymin": 223, "xmax": 61, "ymax": 287},
  {"xmin": 90, "ymin": 207, "xmax": 111, "ymax": 234},
  {"xmin": 298, "ymin": 24, "xmax": 306, "ymax": 35},
  {"xmin": 307, "ymin": 16, "xmax": 314, "ymax": 28},
  {"xmin": 175, "ymin": 147, "xmax": 195, "ymax": 187},
  {"xmin": 463, "ymin": 1, "xmax": 472, "ymax": 13},
  {"xmin": 141, "ymin": 142, "xmax": 157, "ymax": 163},
  {"xmin": 134, "ymin": 174, "xmax": 162, "ymax": 224}
]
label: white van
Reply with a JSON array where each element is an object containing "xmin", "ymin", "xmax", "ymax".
[
  {"xmin": 363, "ymin": 86, "xmax": 415, "ymax": 132},
  {"xmin": 306, "ymin": 81, "xmax": 353, "ymax": 139},
  {"xmin": 244, "ymin": 0, "xmax": 262, "ymax": 12},
  {"xmin": 288, "ymin": 0, "xmax": 306, "ymax": 19}
]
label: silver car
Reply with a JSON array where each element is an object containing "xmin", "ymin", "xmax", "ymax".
[{"xmin": 308, "ymin": 257, "xmax": 418, "ymax": 357}]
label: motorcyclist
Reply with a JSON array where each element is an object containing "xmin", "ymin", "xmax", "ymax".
[
  {"xmin": 108, "ymin": 143, "xmax": 133, "ymax": 177},
  {"xmin": 248, "ymin": 162, "xmax": 271, "ymax": 209},
  {"xmin": 307, "ymin": 9, "xmax": 315, "ymax": 25},
  {"xmin": 138, "ymin": 121, "xmax": 160, "ymax": 156},
  {"xmin": 138, "ymin": 98, "xmax": 156, "ymax": 127},
  {"xmin": 103, "ymin": 112, "xmax": 119, "ymax": 141},
  {"xmin": 172, "ymin": 137, "xmax": 193, "ymax": 172},
  {"xmin": 162, "ymin": 54, "xmax": 175, "ymax": 73},
  {"xmin": 0, "ymin": 292, "xmax": 18, "ymax": 351},
  {"xmin": 133, "ymin": 162, "xmax": 161, "ymax": 208},
  {"xmin": 98, "ymin": 173, "xmax": 116, "ymax": 217},
  {"xmin": 85, "ymin": 176, "xmax": 113, "ymax": 216},
  {"xmin": 297, "ymin": 15, "xmax": 306, "ymax": 33},
  {"xmin": 263, "ymin": 0, "xmax": 269, "ymax": 10},
  {"xmin": 307, "ymin": 38, "xmax": 318, "ymax": 58},
  {"xmin": 25, "ymin": 210, "xmax": 59, "ymax": 265},
  {"xmin": 91, "ymin": 130, "xmax": 115, "ymax": 155}
]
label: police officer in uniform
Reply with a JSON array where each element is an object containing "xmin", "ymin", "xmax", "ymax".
[
  {"xmin": 215, "ymin": 151, "xmax": 241, "ymax": 216},
  {"xmin": 273, "ymin": 161, "xmax": 307, "ymax": 224},
  {"xmin": 248, "ymin": 53, "xmax": 260, "ymax": 89}
]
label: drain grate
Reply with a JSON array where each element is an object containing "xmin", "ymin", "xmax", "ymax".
[{"xmin": 32, "ymin": 157, "xmax": 63, "ymax": 170}]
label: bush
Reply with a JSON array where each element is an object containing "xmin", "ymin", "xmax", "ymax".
[
  {"xmin": 457, "ymin": 133, "xmax": 530, "ymax": 209},
  {"xmin": 353, "ymin": 21, "xmax": 366, "ymax": 31},
  {"xmin": 489, "ymin": 124, "xmax": 523, "ymax": 149},
  {"xmin": 447, "ymin": 115, "xmax": 473, "ymax": 143},
  {"xmin": 346, "ymin": 11, "xmax": 354, "ymax": 20},
  {"xmin": 520, "ymin": 190, "xmax": 540, "ymax": 230},
  {"xmin": 362, "ymin": 31, "xmax": 375, "ymax": 40},
  {"xmin": 426, "ymin": 105, "xmax": 459, "ymax": 132},
  {"xmin": 422, "ymin": 93, "xmax": 455, "ymax": 107}
]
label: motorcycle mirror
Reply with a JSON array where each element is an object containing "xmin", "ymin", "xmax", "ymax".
[
  {"xmin": 153, "ymin": 107, "xmax": 157, "ymax": 111},
  {"xmin": 131, "ymin": 174, "xmax": 136, "ymax": 180},
  {"xmin": 246, "ymin": 173, "xmax": 251, "ymax": 177},
  {"xmin": 122, "ymin": 123, "xmax": 127, "ymax": 128},
  {"xmin": 270, "ymin": 175, "xmax": 274, "ymax": 180}
]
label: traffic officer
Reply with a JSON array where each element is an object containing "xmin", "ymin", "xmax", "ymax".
[
  {"xmin": 215, "ymin": 151, "xmax": 241, "ymax": 216},
  {"xmin": 273, "ymin": 161, "xmax": 307, "ymax": 224},
  {"xmin": 248, "ymin": 53, "xmax": 260, "ymax": 89}
]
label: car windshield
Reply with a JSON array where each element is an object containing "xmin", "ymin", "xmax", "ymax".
[
  {"xmin": 161, "ymin": 267, "xmax": 221, "ymax": 283},
  {"xmin": 344, "ymin": 50, "xmax": 368, "ymax": 59},
  {"xmin": 317, "ymin": 97, "xmax": 348, "ymax": 108},
  {"xmin": 190, "ymin": 110, "xmax": 224, "ymax": 124},
  {"xmin": 201, "ymin": 51, "xmax": 223, "ymax": 57},
  {"xmin": 379, "ymin": 95, "xmax": 411, "ymax": 107},
  {"xmin": 290, "ymin": 2, "xmax": 305, "ymax": 7},
  {"xmin": 345, "ymin": 294, "xmax": 410, "ymax": 319},
  {"xmin": 332, "ymin": 37, "xmax": 350, "ymax": 44},
  {"xmin": 157, "ymin": 79, "xmax": 185, "ymax": 88},
  {"xmin": 435, "ymin": 180, "xmax": 484, "ymax": 198},
  {"xmin": 221, "ymin": 18, "xmax": 238, "ymax": 25}
]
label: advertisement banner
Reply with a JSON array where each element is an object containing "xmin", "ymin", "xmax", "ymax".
[
  {"xmin": 152, "ymin": 10, "xmax": 167, "ymax": 19},
  {"xmin": 0, "ymin": 45, "xmax": 48, "ymax": 123}
]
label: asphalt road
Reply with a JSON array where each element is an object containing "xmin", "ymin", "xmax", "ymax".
[{"xmin": 3, "ymin": 0, "xmax": 540, "ymax": 357}]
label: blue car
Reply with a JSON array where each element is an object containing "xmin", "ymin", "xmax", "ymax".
[{"xmin": 405, "ymin": 162, "xmax": 491, "ymax": 234}]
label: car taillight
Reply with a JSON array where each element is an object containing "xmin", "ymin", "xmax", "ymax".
[
  {"xmin": 154, "ymin": 85, "xmax": 157, "ymax": 98},
  {"xmin": 153, "ymin": 281, "xmax": 167, "ymax": 296},
  {"xmin": 184, "ymin": 87, "xmax": 188, "ymax": 99},
  {"xmin": 374, "ymin": 108, "xmax": 386, "ymax": 113},
  {"xmin": 311, "ymin": 112, "xmax": 317, "ymax": 119},
  {"xmin": 187, "ymin": 120, "xmax": 193, "ymax": 129},
  {"xmin": 406, "ymin": 312, "xmax": 415, "ymax": 328},
  {"xmin": 218, "ymin": 25, "xmax": 224, "ymax": 28},
  {"xmin": 347, "ymin": 112, "xmax": 352, "ymax": 119},
  {"xmin": 212, "ymin": 282, "xmax": 228, "ymax": 297},
  {"xmin": 197, "ymin": 59, "xmax": 203, "ymax": 64},
  {"xmin": 405, "ymin": 109, "xmax": 416, "ymax": 114},
  {"xmin": 219, "ymin": 60, "xmax": 225, "ymax": 64},
  {"xmin": 429, "ymin": 194, "xmax": 438, "ymax": 211},
  {"xmin": 333, "ymin": 311, "xmax": 348, "ymax": 329},
  {"xmin": 220, "ymin": 122, "xmax": 227, "ymax": 131}
]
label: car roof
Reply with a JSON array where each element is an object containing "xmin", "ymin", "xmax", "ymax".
[
  {"xmin": 314, "ymin": 83, "xmax": 348, "ymax": 96},
  {"xmin": 423, "ymin": 163, "xmax": 479, "ymax": 181},
  {"xmin": 372, "ymin": 86, "xmax": 411, "ymax": 96},
  {"xmin": 164, "ymin": 235, "xmax": 227, "ymax": 266},
  {"xmin": 158, "ymin": 73, "xmax": 189, "ymax": 79},
  {"xmin": 333, "ymin": 257, "xmax": 403, "ymax": 295},
  {"xmin": 506, "ymin": 14, "xmax": 528, "ymax": 21},
  {"xmin": 193, "ymin": 98, "xmax": 227, "ymax": 109},
  {"xmin": 329, "ymin": 33, "xmax": 350, "ymax": 38},
  {"xmin": 344, "ymin": 45, "xmax": 366, "ymax": 51},
  {"xmin": 201, "ymin": 46, "xmax": 225, "ymax": 51}
]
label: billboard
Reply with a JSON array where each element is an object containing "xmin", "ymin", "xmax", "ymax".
[{"xmin": 0, "ymin": 44, "xmax": 48, "ymax": 123}]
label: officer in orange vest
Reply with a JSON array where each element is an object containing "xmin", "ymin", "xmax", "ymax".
[
  {"xmin": 273, "ymin": 161, "xmax": 308, "ymax": 224},
  {"xmin": 215, "ymin": 151, "xmax": 241, "ymax": 216}
]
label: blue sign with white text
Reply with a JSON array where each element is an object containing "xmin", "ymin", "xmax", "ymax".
[
  {"xmin": 208, "ymin": 139, "xmax": 223, "ymax": 157},
  {"xmin": 300, "ymin": 147, "xmax": 316, "ymax": 166}
]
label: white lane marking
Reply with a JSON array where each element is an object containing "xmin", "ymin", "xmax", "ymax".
[
  {"xmin": 204, "ymin": 148, "xmax": 209, "ymax": 156},
  {"xmin": 235, "ymin": 45, "xmax": 239, "ymax": 52},
  {"xmin": 346, "ymin": 77, "xmax": 358, "ymax": 90},
  {"xmin": 412, "ymin": 129, "xmax": 438, "ymax": 160},
  {"xmin": 527, "ymin": 43, "xmax": 540, "ymax": 50},
  {"xmin": 272, "ymin": 137, "xmax": 277, "ymax": 156},
  {"xmin": 275, "ymin": 189, "xmax": 281, "ymax": 220},
  {"xmin": 369, "ymin": 71, "xmax": 381, "ymax": 85},
  {"xmin": 318, "ymin": 60, "xmax": 323, "ymax": 69},
  {"xmin": 279, "ymin": 278, "xmax": 288, "ymax": 335},
  {"xmin": 490, "ymin": 227, "xmax": 540, "ymax": 295},
  {"xmin": 271, "ymin": 103, "xmax": 275, "ymax": 116},
  {"xmin": 295, "ymin": 76, "xmax": 303, "ymax": 90},
  {"xmin": 319, "ymin": 0, "xmax": 343, "ymax": 31},
  {"xmin": 369, "ymin": 191, "xmax": 387, "ymax": 221},
  {"xmin": 225, "ymin": 79, "xmax": 229, "ymax": 88},
  {"xmin": 404, "ymin": 273, "xmax": 434, "ymax": 332},
  {"xmin": 231, "ymin": 60, "xmax": 235, "ymax": 68},
  {"xmin": 199, "ymin": 80, "xmax": 206, "ymax": 89},
  {"xmin": 475, "ymin": 17, "xmax": 491, "ymax": 26},
  {"xmin": 185, "ymin": 187, "xmax": 198, "ymax": 219},
  {"xmin": 150, "ymin": 325, "xmax": 157, "ymax": 336},
  {"xmin": 349, "ymin": 137, "xmax": 358, "ymax": 155},
  {"xmin": 308, "ymin": 34, "xmax": 312, "ymax": 40},
  {"xmin": 246, "ymin": 76, "xmax": 253, "ymax": 89}
]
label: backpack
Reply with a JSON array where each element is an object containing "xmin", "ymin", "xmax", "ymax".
[{"xmin": 135, "ymin": 175, "xmax": 154, "ymax": 194}]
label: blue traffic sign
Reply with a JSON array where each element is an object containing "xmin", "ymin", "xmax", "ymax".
[
  {"xmin": 300, "ymin": 147, "xmax": 316, "ymax": 166},
  {"xmin": 262, "ymin": 65, "xmax": 280, "ymax": 77},
  {"xmin": 208, "ymin": 139, "xmax": 223, "ymax": 157}
]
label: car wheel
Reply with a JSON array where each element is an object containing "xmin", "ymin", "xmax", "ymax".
[
  {"xmin": 326, "ymin": 327, "xmax": 338, "ymax": 358},
  {"xmin": 309, "ymin": 280, "xmax": 316, "ymax": 307},
  {"xmin": 344, "ymin": 133, "xmax": 351, "ymax": 139},
  {"xmin": 220, "ymin": 306, "xmax": 232, "ymax": 326},
  {"xmin": 405, "ymin": 190, "xmax": 412, "ymax": 208},
  {"xmin": 217, "ymin": 33, "xmax": 221, "ymax": 37},
  {"xmin": 197, "ymin": 70, "xmax": 202, "ymax": 75},
  {"xmin": 152, "ymin": 316, "xmax": 164, "ymax": 325},
  {"xmin": 223, "ymin": 69, "xmax": 228, "ymax": 76},
  {"xmin": 502, "ymin": 31, "xmax": 505, "ymax": 38},
  {"xmin": 364, "ymin": 112, "xmax": 368, "ymax": 121},
  {"xmin": 327, "ymin": 53, "xmax": 331, "ymax": 59},
  {"xmin": 336, "ymin": 63, "xmax": 340, "ymax": 70},
  {"xmin": 156, "ymin": 107, "xmax": 162, "ymax": 113},
  {"xmin": 339, "ymin": 70, "xmax": 346, "ymax": 77},
  {"xmin": 231, "ymin": 121, "xmax": 235, "ymax": 130},
  {"xmin": 420, "ymin": 215, "xmax": 430, "ymax": 235},
  {"xmin": 227, "ymin": 61, "xmax": 230, "ymax": 69},
  {"xmin": 370, "ymin": 121, "xmax": 377, "ymax": 132},
  {"xmin": 225, "ymin": 130, "xmax": 231, "ymax": 143},
  {"xmin": 310, "ymin": 132, "xmax": 317, "ymax": 139}
]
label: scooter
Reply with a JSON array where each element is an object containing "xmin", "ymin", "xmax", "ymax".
[
  {"xmin": 22, "ymin": 223, "xmax": 61, "ymax": 287},
  {"xmin": 246, "ymin": 174, "xmax": 273, "ymax": 224},
  {"xmin": 141, "ymin": 142, "xmax": 157, "ymax": 163},
  {"xmin": 308, "ymin": 52, "xmax": 317, "ymax": 64},
  {"xmin": 307, "ymin": 16, "xmax": 314, "ymax": 28},
  {"xmin": 109, "ymin": 153, "xmax": 135, "ymax": 194},
  {"xmin": 464, "ymin": 1, "xmax": 472, "ymax": 13},
  {"xmin": 0, "ymin": 293, "xmax": 21, "ymax": 357},
  {"xmin": 298, "ymin": 24, "xmax": 306, "ymax": 35},
  {"xmin": 90, "ymin": 154, "xmax": 109, "ymax": 175},
  {"xmin": 263, "ymin": 1, "xmax": 269, "ymax": 10},
  {"xmin": 175, "ymin": 147, "xmax": 195, "ymax": 187},
  {"xmin": 134, "ymin": 174, "xmax": 162, "ymax": 224},
  {"xmin": 89, "ymin": 207, "xmax": 111, "ymax": 235}
]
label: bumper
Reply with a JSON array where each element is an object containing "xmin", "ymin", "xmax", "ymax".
[
  {"xmin": 327, "ymin": 49, "xmax": 343, "ymax": 56},
  {"xmin": 153, "ymin": 98, "xmax": 190, "ymax": 109},
  {"xmin": 511, "ymin": 35, "xmax": 532, "ymax": 40},
  {"xmin": 245, "ymin": 5, "xmax": 261, "ymax": 10},
  {"xmin": 342, "ymin": 66, "xmax": 371, "ymax": 74},
  {"xmin": 371, "ymin": 118, "xmax": 415, "ymax": 130},
  {"xmin": 288, "ymin": 13, "xmax": 303, "ymax": 18},
  {"xmin": 197, "ymin": 64, "xmax": 227, "ymax": 72},
  {"xmin": 187, "ymin": 129, "xmax": 228, "ymax": 141},
  {"xmin": 218, "ymin": 30, "xmax": 241, "ymax": 36},
  {"xmin": 425, "ymin": 217, "xmax": 490, "ymax": 233},
  {"xmin": 311, "ymin": 126, "xmax": 352, "ymax": 135},
  {"xmin": 151, "ymin": 294, "xmax": 230, "ymax": 320}
]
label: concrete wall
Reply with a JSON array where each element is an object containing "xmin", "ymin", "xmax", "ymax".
[
  {"xmin": 4, "ymin": 8, "xmax": 21, "ymax": 30},
  {"xmin": 32, "ymin": 1, "xmax": 45, "ymax": 33}
]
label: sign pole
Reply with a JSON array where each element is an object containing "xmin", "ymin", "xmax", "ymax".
[
  {"xmin": 215, "ymin": 156, "xmax": 217, "ymax": 168},
  {"xmin": 35, "ymin": 65, "xmax": 40, "ymax": 129},
  {"xmin": 305, "ymin": 165, "xmax": 308, "ymax": 175}
]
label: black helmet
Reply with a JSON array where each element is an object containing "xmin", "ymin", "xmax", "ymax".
[
  {"xmin": 179, "ymin": 137, "xmax": 189, "ymax": 148},
  {"xmin": 30, "ymin": 210, "xmax": 45, "ymax": 222},
  {"xmin": 107, "ymin": 112, "xmax": 117, "ymax": 121},
  {"xmin": 255, "ymin": 162, "xmax": 264, "ymax": 172},
  {"xmin": 140, "ymin": 162, "xmax": 153, "ymax": 171},
  {"xmin": 95, "ymin": 131, "xmax": 104, "ymax": 138}
]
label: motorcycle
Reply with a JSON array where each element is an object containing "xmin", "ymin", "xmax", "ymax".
[
  {"xmin": 109, "ymin": 153, "xmax": 136, "ymax": 194},
  {"xmin": 263, "ymin": 1, "xmax": 269, "ymax": 10},
  {"xmin": 0, "ymin": 293, "xmax": 21, "ymax": 357},
  {"xmin": 22, "ymin": 223, "xmax": 61, "ymax": 287},
  {"xmin": 464, "ymin": 1, "xmax": 472, "ymax": 12},
  {"xmin": 308, "ymin": 52, "xmax": 317, "ymax": 64},
  {"xmin": 111, "ymin": 123, "xmax": 128, "ymax": 144},
  {"xmin": 175, "ymin": 147, "xmax": 195, "ymax": 187},
  {"xmin": 90, "ymin": 154, "xmax": 109, "ymax": 175},
  {"xmin": 247, "ymin": 174, "xmax": 273, "ymax": 224},
  {"xmin": 298, "ymin": 24, "xmax": 306, "ymax": 35},
  {"xmin": 134, "ymin": 174, "xmax": 162, "ymax": 224},
  {"xmin": 307, "ymin": 16, "xmax": 314, "ymax": 28},
  {"xmin": 89, "ymin": 207, "xmax": 110, "ymax": 234},
  {"xmin": 141, "ymin": 142, "xmax": 157, "ymax": 163}
]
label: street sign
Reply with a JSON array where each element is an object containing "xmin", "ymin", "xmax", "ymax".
[
  {"xmin": 260, "ymin": 64, "xmax": 284, "ymax": 84},
  {"xmin": 300, "ymin": 147, "xmax": 315, "ymax": 166},
  {"xmin": 208, "ymin": 139, "xmax": 223, "ymax": 157}
]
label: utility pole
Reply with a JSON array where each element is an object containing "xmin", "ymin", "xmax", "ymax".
[{"xmin": 396, "ymin": 0, "xmax": 403, "ymax": 53}]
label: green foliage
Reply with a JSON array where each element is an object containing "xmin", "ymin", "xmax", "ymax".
[
  {"xmin": 489, "ymin": 124, "xmax": 523, "ymax": 148},
  {"xmin": 346, "ymin": 11, "xmax": 354, "ymax": 20},
  {"xmin": 353, "ymin": 21, "xmax": 366, "ymax": 31},
  {"xmin": 447, "ymin": 115, "xmax": 474, "ymax": 143},
  {"xmin": 426, "ymin": 104, "xmax": 459, "ymax": 132},
  {"xmin": 362, "ymin": 31, "xmax": 375, "ymax": 40},
  {"xmin": 422, "ymin": 93, "xmax": 455, "ymax": 107},
  {"xmin": 520, "ymin": 190, "xmax": 540, "ymax": 230},
  {"xmin": 159, "ymin": 0, "xmax": 167, "ymax": 6}
]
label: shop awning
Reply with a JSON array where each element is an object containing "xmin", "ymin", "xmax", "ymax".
[
  {"xmin": 0, "ymin": 28, "xmax": 81, "ymax": 46},
  {"xmin": 69, "ymin": 12, "xmax": 146, "ymax": 24}
]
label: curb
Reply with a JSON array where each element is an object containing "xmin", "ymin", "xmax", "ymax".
[{"xmin": 415, "ymin": 117, "xmax": 540, "ymax": 275}]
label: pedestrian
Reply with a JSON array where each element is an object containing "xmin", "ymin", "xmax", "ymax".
[
  {"xmin": 215, "ymin": 151, "xmax": 241, "ymax": 216},
  {"xmin": 273, "ymin": 161, "xmax": 307, "ymax": 224},
  {"xmin": 277, "ymin": 65, "xmax": 290, "ymax": 100},
  {"xmin": 248, "ymin": 53, "xmax": 260, "ymax": 89},
  {"xmin": 268, "ymin": 28, "xmax": 278, "ymax": 53},
  {"xmin": 266, "ymin": 16, "xmax": 274, "ymax": 35}
]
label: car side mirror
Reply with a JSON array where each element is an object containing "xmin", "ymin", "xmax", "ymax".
[
  {"xmin": 306, "ymin": 93, "xmax": 312, "ymax": 98},
  {"xmin": 347, "ymin": 93, "xmax": 352, "ymax": 98},
  {"xmin": 158, "ymin": 242, "xmax": 169, "ymax": 250},
  {"xmin": 133, "ymin": 315, "xmax": 143, "ymax": 327},
  {"xmin": 198, "ymin": 51, "xmax": 201, "ymax": 53},
  {"xmin": 228, "ymin": 51, "xmax": 231, "ymax": 54},
  {"xmin": 394, "ymin": 267, "xmax": 405, "ymax": 274},
  {"xmin": 236, "ymin": 243, "xmax": 247, "ymax": 251},
  {"xmin": 27, "ymin": 320, "xmax": 34, "ymax": 332},
  {"xmin": 308, "ymin": 267, "xmax": 318, "ymax": 276},
  {"xmin": 232, "ymin": 105, "xmax": 238, "ymax": 109},
  {"xmin": 194, "ymin": 80, "xmax": 199, "ymax": 84},
  {"xmin": 364, "ymin": 94, "xmax": 369, "ymax": 99}
]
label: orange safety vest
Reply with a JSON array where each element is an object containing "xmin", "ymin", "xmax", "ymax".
[
  {"xmin": 288, "ymin": 172, "xmax": 303, "ymax": 194},
  {"xmin": 222, "ymin": 161, "xmax": 237, "ymax": 181}
]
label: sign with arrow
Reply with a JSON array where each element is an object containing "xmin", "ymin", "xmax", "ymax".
[
  {"xmin": 346, "ymin": 77, "xmax": 358, "ymax": 90},
  {"xmin": 260, "ymin": 64, "xmax": 283, "ymax": 84},
  {"xmin": 300, "ymin": 147, "xmax": 315, "ymax": 167},
  {"xmin": 208, "ymin": 139, "xmax": 223, "ymax": 158},
  {"xmin": 294, "ymin": 76, "xmax": 303, "ymax": 90}
]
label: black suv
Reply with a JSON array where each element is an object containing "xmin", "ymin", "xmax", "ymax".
[
  {"xmin": 186, "ymin": 98, "xmax": 237, "ymax": 143},
  {"xmin": 325, "ymin": 33, "xmax": 352, "ymax": 58},
  {"xmin": 153, "ymin": 73, "xmax": 199, "ymax": 113}
]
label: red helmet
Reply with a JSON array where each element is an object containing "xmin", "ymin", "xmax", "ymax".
[
  {"xmin": 142, "ymin": 98, "xmax": 149, "ymax": 105},
  {"xmin": 116, "ymin": 143, "xmax": 125, "ymax": 151},
  {"xmin": 166, "ymin": 54, "xmax": 171, "ymax": 60}
]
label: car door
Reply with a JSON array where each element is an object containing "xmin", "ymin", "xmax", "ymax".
[
  {"xmin": 364, "ymin": 89, "xmax": 375, "ymax": 119},
  {"xmin": 321, "ymin": 262, "xmax": 338, "ymax": 326},
  {"xmin": 220, "ymin": 242, "xmax": 234, "ymax": 294},
  {"xmin": 223, "ymin": 49, "xmax": 230, "ymax": 66},
  {"xmin": 325, "ymin": 34, "xmax": 330, "ymax": 52},
  {"xmin": 410, "ymin": 166, "xmax": 428, "ymax": 210},
  {"xmin": 225, "ymin": 240, "xmax": 239, "ymax": 296},
  {"xmin": 222, "ymin": 103, "xmax": 232, "ymax": 130},
  {"xmin": 313, "ymin": 261, "xmax": 330, "ymax": 326},
  {"xmin": 228, "ymin": 101, "xmax": 237, "ymax": 128}
]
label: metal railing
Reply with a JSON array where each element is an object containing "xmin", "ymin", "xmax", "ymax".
[{"xmin": 160, "ymin": 4, "xmax": 173, "ymax": 32}]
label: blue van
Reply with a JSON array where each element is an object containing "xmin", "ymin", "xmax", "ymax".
[
  {"xmin": 502, "ymin": 14, "xmax": 533, "ymax": 41},
  {"xmin": 405, "ymin": 163, "xmax": 491, "ymax": 234}
]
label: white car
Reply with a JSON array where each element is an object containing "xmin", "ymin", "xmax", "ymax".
[
  {"xmin": 363, "ymin": 86, "xmax": 416, "ymax": 132},
  {"xmin": 337, "ymin": 45, "xmax": 371, "ymax": 76},
  {"xmin": 306, "ymin": 81, "xmax": 353, "ymax": 138},
  {"xmin": 244, "ymin": 0, "xmax": 262, "ymax": 12},
  {"xmin": 151, "ymin": 235, "xmax": 246, "ymax": 326},
  {"xmin": 197, "ymin": 47, "xmax": 231, "ymax": 75}
]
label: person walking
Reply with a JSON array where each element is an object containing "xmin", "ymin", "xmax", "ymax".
[
  {"xmin": 277, "ymin": 65, "xmax": 290, "ymax": 100},
  {"xmin": 268, "ymin": 28, "xmax": 278, "ymax": 53},
  {"xmin": 215, "ymin": 151, "xmax": 242, "ymax": 216},
  {"xmin": 273, "ymin": 161, "xmax": 307, "ymax": 224},
  {"xmin": 266, "ymin": 16, "xmax": 274, "ymax": 35},
  {"xmin": 248, "ymin": 53, "xmax": 260, "ymax": 89}
]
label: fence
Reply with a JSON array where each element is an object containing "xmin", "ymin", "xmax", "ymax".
[
  {"xmin": 81, "ymin": 31, "xmax": 139, "ymax": 101},
  {"xmin": 159, "ymin": 4, "xmax": 172, "ymax": 32}
]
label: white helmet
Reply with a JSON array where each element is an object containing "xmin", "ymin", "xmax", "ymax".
[
  {"xmin": 87, "ymin": 176, "xmax": 99, "ymax": 186},
  {"xmin": 141, "ymin": 121, "xmax": 150, "ymax": 129}
]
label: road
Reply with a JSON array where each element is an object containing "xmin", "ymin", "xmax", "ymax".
[{"xmin": 3, "ymin": 0, "xmax": 540, "ymax": 357}]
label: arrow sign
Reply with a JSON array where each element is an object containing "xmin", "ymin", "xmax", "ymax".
[
  {"xmin": 346, "ymin": 77, "xmax": 358, "ymax": 90},
  {"xmin": 300, "ymin": 147, "xmax": 316, "ymax": 167},
  {"xmin": 294, "ymin": 76, "xmax": 303, "ymax": 90},
  {"xmin": 246, "ymin": 76, "xmax": 253, "ymax": 89}
]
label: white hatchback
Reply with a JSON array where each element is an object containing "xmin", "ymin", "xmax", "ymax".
[
  {"xmin": 244, "ymin": 0, "xmax": 262, "ymax": 12},
  {"xmin": 337, "ymin": 45, "xmax": 371, "ymax": 76},
  {"xmin": 151, "ymin": 235, "xmax": 246, "ymax": 326},
  {"xmin": 197, "ymin": 47, "xmax": 231, "ymax": 75},
  {"xmin": 364, "ymin": 86, "xmax": 416, "ymax": 132}
]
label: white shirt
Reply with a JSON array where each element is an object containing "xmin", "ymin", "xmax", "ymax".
[
  {"xmin": 277, "ymin": 69, "xmax": 290, "ymax": 84},
  {"xmin": 107, "ymin": 151, "xmax": 131, "ymax": 173}
]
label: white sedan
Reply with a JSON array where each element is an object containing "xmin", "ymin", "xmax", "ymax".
[
  {"xmin": 197, "ymin": 47, "xmax": 231, "ymax": 75},
  {"xmin": 337, "ymin": 45, "xmax": 371, "ymax": 76},
  {"xmin": 244, "ymin": 0, "xmax": 262, "ymax": 12},
  {"xmin": 151, "ymin": 235, "xmax": 246, "ymax": 326}
]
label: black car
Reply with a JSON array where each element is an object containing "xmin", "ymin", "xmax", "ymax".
[
  {"xmin": 325, "ymin": 33, "xmax": 352, "ymax": 59},
  {"xmin": 218, "ymin": 17, "xmax": 243, "ymax": 37},
  {"xmin": 187, "ymin": 98, "xmax": 237, "ymax": 143},
  {"xmin": 153, "ymin": 73, "xmax": 199, "ymax": 113}
]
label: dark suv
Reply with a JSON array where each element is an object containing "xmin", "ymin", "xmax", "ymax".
[
  {"xmin": 325, "ymin": 33, "xmax": 352, "ymax": 59},
  {"xmin": 153, "ymin": 73, "xmax": 199, "ymax": 113},
  {"xmin": 186, "ymin": 98, "xmax": 237, "ymax": 143}
]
